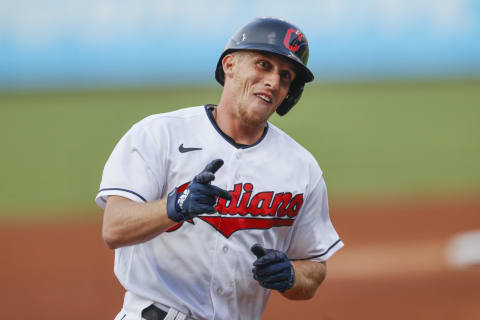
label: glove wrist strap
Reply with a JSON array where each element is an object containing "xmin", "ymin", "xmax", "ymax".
[
  {"xmin": 282, "ymin": 266, "xmax": 296, "ymax": 292},
  {"xmin": 166, "ymin": 189, "xmax": 184, "ymax": 222}
]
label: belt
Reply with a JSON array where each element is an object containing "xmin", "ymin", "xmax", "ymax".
[{"xmin": 142, "ymin": 305, "xmax": 168, "ymax": 320}]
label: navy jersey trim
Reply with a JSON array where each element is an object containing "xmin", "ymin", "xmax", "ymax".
[
  {"xmin": 290, "ymin": 239, "xmax": 342, "ymax": 261},
  {"xmin": 98, "ymin": 188, "xmax": 147, "ymax": 202},
  {"xmin": 204, "ymin": 104, "xmax": 269, "ymax": 149}
]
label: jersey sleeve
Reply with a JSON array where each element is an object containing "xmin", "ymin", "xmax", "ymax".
[
  {"xmin": 286, "ymin": 175, "xmax": 343, "ymax": 262},
  {"xmin": 95, "ymin": 119, "xmax": 166, "ymax": 209}
]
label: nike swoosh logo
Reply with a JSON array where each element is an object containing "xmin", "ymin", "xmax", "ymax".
[{"xmin": 179, "ymin": 144, "xmax": 203, "ymax": 153}]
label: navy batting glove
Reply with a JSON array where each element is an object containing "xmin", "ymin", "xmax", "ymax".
[
  {"xmin": 167, "ymin": 159, "xmax": 232, "ymax": 222},
  {"xmin": 251, "ymin": 243, "xmax": 295, "ymax": 293}
]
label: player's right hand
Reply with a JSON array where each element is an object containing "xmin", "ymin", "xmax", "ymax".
[{"xmin": 166, "ymin": 159, "xmax": 232, "ymax": 222}]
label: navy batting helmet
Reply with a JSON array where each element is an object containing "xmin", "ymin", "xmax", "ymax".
[{"xmin": 215, "ymin": 17, "xmax": 314, "ymax": 116}]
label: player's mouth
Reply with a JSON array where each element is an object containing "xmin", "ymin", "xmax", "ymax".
[{"xmin": 254, "ymin": 93, "xmax": 272, "ymax": 104}]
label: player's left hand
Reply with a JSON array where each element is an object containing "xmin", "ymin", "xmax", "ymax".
[{"xmin": 251, "ymin": 243, "xmax": 295, "ymax": 292}]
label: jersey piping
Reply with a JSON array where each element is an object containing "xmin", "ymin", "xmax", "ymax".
[
  {"xmin": 98, "ymin": 188, "xmax": 147, "ymax": 202},
  {"xmin": 204, "ymin": 104, "xmax": 269, "ymax": 149},
  {"xmin": 290, "ymin": 238, "xmax": 342, "ymax": 261}
]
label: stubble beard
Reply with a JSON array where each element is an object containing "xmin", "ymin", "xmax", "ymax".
[{"xmin": 238, "ymin": 103, "xmax": 272, "ymax": 128}]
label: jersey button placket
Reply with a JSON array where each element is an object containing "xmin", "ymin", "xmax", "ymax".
[{"xmin": 233, "ymin": 151, "xmax": 242, "ymax": 180}]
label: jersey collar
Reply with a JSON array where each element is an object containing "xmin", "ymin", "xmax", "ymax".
[{"xmin": 204, "ymin": 104, "xmax": 269, "ymax": 149}]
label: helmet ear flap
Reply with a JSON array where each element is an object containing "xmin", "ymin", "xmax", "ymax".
[{"xmin": 276, "ymin": 80, "xmax": 305, "ymax": 116}]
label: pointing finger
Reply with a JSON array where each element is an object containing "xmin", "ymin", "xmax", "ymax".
[{"xmin": 202, "ymin": 159, "xmax": 224, "ymax": 174}]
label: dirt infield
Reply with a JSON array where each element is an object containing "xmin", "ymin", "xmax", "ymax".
[{"xmin": 1, "ymin": 195, "xmax": 479, "ymax": 319}]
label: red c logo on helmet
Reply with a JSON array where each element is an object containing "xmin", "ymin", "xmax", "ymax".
[{"xmin": 283, "ymin": 28, "xmax": 303, "ymax": 52}]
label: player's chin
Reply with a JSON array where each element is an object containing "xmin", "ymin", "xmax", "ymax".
[
  {"xmin": 240, "ymin": 108, "xmax": 273, "ymax": 127},
  {"xmin": 246, "ymin": 103, "xmax": 276, "ymax": 124}
]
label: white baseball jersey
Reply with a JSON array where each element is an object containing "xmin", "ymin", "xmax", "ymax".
[{"xmin": 96, "ymin": 105, "xmax": 343, "ymax": 320}]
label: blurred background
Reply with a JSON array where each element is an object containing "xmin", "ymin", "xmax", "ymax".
[{"xmin": 1, "ymin": 0, "xmax": 479, "ymax": 319}]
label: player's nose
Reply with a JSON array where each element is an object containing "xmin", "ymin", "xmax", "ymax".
[{"xmin": 263, "ymin": 72, "xmax": 281, "ymax": 91}]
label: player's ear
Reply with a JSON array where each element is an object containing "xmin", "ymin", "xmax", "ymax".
[{"xmin": 222, "ymin": 54, "xmax": 236, "ymax": 80}]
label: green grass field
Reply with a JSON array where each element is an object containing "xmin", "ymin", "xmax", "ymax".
[{"xmin": 1, "ymin": 79, "xmax": 479, "ymax": 217}]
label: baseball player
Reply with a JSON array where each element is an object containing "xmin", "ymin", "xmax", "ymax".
[{"xmin": 96, "ymin": 17, "xmax": 343, "ymax": 320}]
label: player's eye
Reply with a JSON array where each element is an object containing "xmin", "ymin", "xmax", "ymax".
[
  {"xmin": 280, "ymin": 71, "xmax": 292, "ymax": 81},
  {"xmin": 258, "ymin": 60, "xmax": 270, "ymax": 69},
  {"xmin": 280, "ymin": 70, "xmax": 294, "ymax": 83}
]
